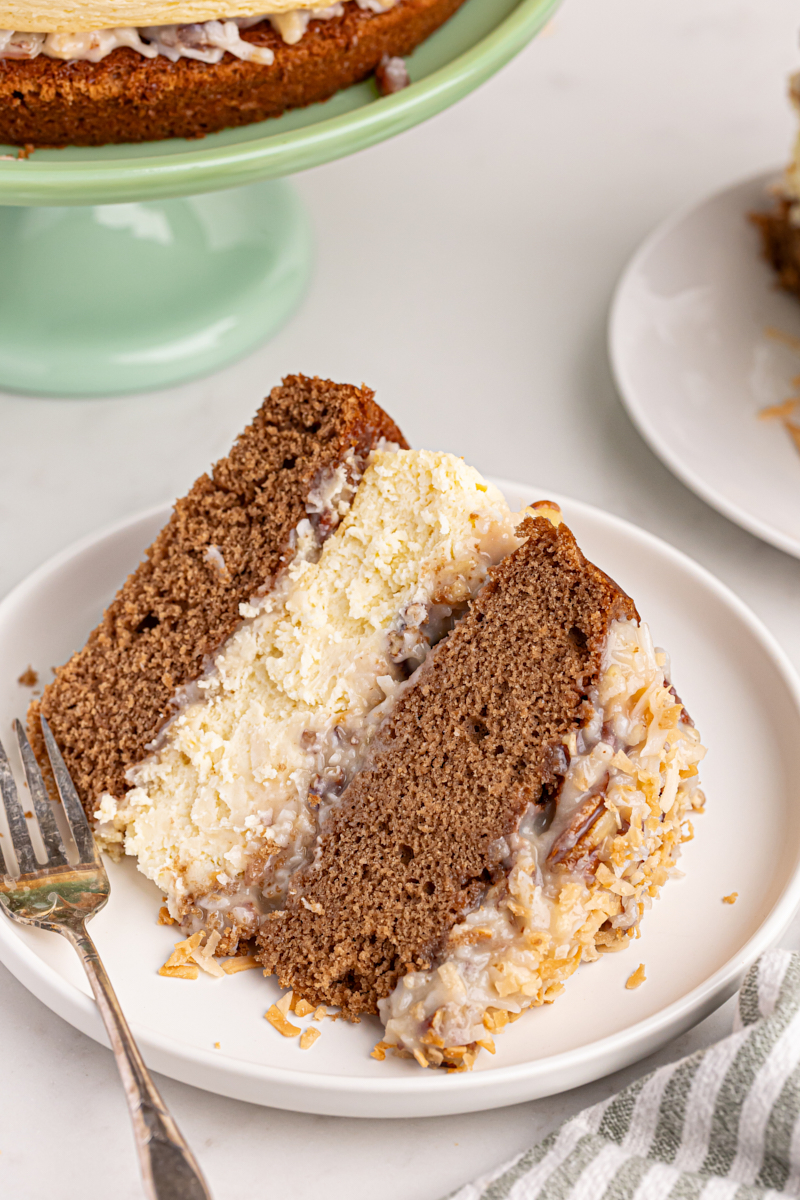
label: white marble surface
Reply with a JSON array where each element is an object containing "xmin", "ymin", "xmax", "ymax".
[{"xmin": 2, "ymin": 1, "xmax": 800, "ymax": 1196}]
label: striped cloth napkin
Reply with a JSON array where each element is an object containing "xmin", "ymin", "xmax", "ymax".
[{"xmin": 450, "ymin": 949, "xmax": 800, "ymax": 1200}]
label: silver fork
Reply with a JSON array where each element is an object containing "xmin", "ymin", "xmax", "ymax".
[{"xmin": 0, "ymin": 716, "xmax": 213, "ymax": 1200}]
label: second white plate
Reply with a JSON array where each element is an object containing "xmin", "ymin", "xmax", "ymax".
[
  {"xmin": 610, "ymin": 169, "xmax": 800, "ymax": 559},
  {"xmin": 1, "ymin": 483, "xmax": 799, "ymax": 1117}
]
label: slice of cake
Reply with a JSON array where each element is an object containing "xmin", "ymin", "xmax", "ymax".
[
  {"xmin": 32, "ymin": 376, "xmax": 705, "ymax": 1069},
  {"xmin": 751, "ymin": 73, "xmax": 800, "ymax": 298},
  {"xmin": 0, "ymin": 0, "xmax": 463, "ymax": 146}
]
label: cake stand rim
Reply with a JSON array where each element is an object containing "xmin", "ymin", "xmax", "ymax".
[{"xmin": 0, "ymin": 0, "xmax": 562, "ymax": 207}]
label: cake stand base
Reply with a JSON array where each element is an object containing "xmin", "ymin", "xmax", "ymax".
[{"xmin": 0, "ymin": 178, "xmax": 312, "ymax": 397}]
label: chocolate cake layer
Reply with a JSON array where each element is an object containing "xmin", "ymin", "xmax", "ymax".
[
  {"xmin": 751, "ymin": 197, "xmax": 800, "ymax": 300},
  {"xmin": 0, "ymin": 0, "xmax": 464, "ymax": 146},
  {"xmin": 29, "ymin": 375, "xmax": 406, "ymax": 813},
  {"xmin": 256, "ymin": 515, "xmax": 639, "ymax": 1017}
]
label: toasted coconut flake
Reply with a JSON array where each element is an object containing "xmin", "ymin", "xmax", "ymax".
[
  {"xmin": 191, "ymin": 953, "xmax": 225, "ymax": 978},
  {"xmin": 421, "ymin": 1030, "xmax": 445, "ymax": 1048},
  {"xmin": 158, "ymin": 963, "xmax": 198, "ymax": 980},
  {"xmin": 723, "ymin": 892, "xmax": 739, "ymax": 905},
  {"xmin": 476, "ymin": 1037, "xmax": 496, "ymax": 1054},
  {"xmin": 160, "ymin": 931, "xmax": 204, "ymax": 974},
  {"xmin": 483, "ymin": 1007, "xmax": 510, "ymax": 1033},
  {"xmin": 760, "ymin": 399, "xmax": 800, "ymax": 420},
  {"xmin": 214, "ymin": 1041, "xmax": 220, "ymax": 1049},
  {"xmin": 275, "ymin": 991, "xmax": 294, "ymax": 1017},
  {"xmin": 265, "ymin": 1005, "xmax": 301, "ymax": 1037},
  {"xmin": 191, "ymin": 929, "xmax": 225, "ymax": 977},
  {"xmin": 293, "ymin": 998, "xmax": 315, "ymax": 1018},
  {"xmin": 786, "ymin": 421, "xmax": 800, "ymax": 456},
  {"xmin": 312, "ymin": 1005, "xmax": 328, "ymax": 1021},
  {"xmin": 300, "ymin": 1027, "xmax": 321, "ymax": 1051},
  {"xmin": 626, "ymin": 963, "xmax": 646, "ymax": 990},
  {"xmin": 370, "ymin": 1040, "xmax": 391, "ymax": 1061},
  {"xmin": 157, "ymin": 906, "xmax": 176, "ymax": 926},
  {"xmin": 765, "ymin": 325, "xmax": 800, "ymax": 353},
  {"xmin": 300, "ymin": 897, "xmax": 324, "ymax": 915},
  {"xmin": 222, "ymin": 955, "xmax": 260, "ymax": 974},
  {"xmin": 164, "ymin": 932, "xmax": 203, "ymax": 966}
]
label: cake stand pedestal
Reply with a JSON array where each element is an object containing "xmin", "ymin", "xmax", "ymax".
[
  {"xmin": 0, "ymin": 180, "xmax": 311, "ymax": 396},
  {"xmin": 0, "ymin": 0, "xmax": 560, "ymax": 397}
]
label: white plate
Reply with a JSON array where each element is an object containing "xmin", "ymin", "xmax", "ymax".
[
  {"xmin": 610, "ymin": 169, "xmax": 800, "ymax": 560},
  {"xmin": 1, "ymin": 483, "xmax": 800, "ymax": 1118}
]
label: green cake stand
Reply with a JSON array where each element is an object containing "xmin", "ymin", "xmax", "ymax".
[{"xmin": 0, "ymin": 0, "xmax": 560, "ymax": 397}]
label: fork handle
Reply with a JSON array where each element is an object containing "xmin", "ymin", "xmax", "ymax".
[{"xmin": 65, "ymin": 922, "xmax": 212, "ymax": 1200}]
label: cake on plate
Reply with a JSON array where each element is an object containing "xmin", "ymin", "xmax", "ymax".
[
  {"xmin": 0, "ymin": 0, "xmax": 462, "ymax": 145},
  {"xmin": 752, "ymin": 72, "xmax": 800, "ymax": 298},
  {"xmin": 31, "ymin": 375, "xmax": 706, "ymax": 1068}
]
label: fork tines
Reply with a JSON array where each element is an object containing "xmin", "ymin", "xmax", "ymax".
[{"xmin": 0, "ymin": 717, "xmax": 97, "ymax": 878}]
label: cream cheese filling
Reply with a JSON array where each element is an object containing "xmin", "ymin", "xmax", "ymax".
[
  {"xmin": 93, "ymin": 448, "xmax": 521, "ymax": 949},
  {"xmin": 378, "ymin": 618, "xmax": 706, "ymax": 1069},
  {"xmin": 0, "ymin": 0, "xmax": 390, "ymax": 61}
]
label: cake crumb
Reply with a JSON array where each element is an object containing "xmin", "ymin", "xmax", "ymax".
[
  {"xmin": 265, "ymin": 1005, "xmax": 301, "ymax": 1038},
  {"xmin": 300, "ymin": 1027, "xmax": 321, "ymax": 1051},
  {"xmin": 157, "ymin": 906, "xmax": 176, "ymax": 926},
  {"xmin": 17, "ymin": 667, "xmax": 38, "ymax": 687},
  {"xmin": 626, "ymin": 963, "xmax": 646, "ymax": 989},
  {"xmin": 222, "ymin": 955, "xmax": 260, "ymax": 974},
  {"xmin": 723, "ymin": 892, "xmax": 739, "ymax": 905},
  {"xmin": 300, "ymin": 897, "xmax": 324, "ymax": 915},
  {"xmin": 375, "ymin": 54, "xmax": 410, "ymax": 96}
]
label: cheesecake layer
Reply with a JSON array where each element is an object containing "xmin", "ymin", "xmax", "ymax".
[{"xmin": 94, "ymin": 449, "xmax": 519, "ymax": 947}]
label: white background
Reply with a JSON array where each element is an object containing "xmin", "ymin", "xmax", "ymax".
[{"xmin": 2, "ymin": 1, "xmax": 800, "ymax": 1195}]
